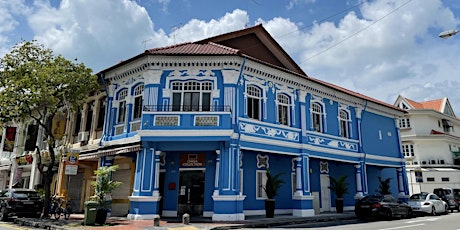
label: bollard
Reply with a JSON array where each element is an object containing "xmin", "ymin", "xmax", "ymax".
[
  {"xmin": 182, "ymin": 213, "xmax": 190, "ymax": 225},
  {"xmin": 153, "ymin": 215, "xmax": 160, "ymax": 227}
]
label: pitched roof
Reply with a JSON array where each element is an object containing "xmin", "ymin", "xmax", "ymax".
[
  {"xmin": 396, "ymin": 96, "xmax": 456, "ymax": 117},
  {"xmin": 146, "ymin": 42, "xmax": 241, "ymax": 55},
  {"xmin": 99, "ymin": 24, "xmax": 404, "ymax": 113},
  {"xmin": 406, "ymin": 98, "xmax": 443, "ymax": 111}
]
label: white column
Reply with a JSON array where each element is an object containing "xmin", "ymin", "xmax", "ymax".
[{"xmin": 213, "ymin": 150, "xmax": 220, "ymax": 196}]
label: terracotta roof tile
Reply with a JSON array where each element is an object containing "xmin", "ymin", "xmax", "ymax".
[
  {"xmin": 147, "ymin": 42, "xmax": 240, "ymax": 55},
  {"xmin": 404, "ymin": 97, "xmax": 443, "ymax": 112}
]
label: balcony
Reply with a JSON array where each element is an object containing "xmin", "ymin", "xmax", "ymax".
[{"xmin": 142, "ymin": 105, "xmax": 232, "ymax": 129}]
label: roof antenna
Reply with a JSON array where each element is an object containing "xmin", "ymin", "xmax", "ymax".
[{"xmin": 142, "ymin": 39, "xmax": 152, "ymax": 51}]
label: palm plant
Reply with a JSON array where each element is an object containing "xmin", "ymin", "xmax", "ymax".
[
  {"xmin": 263, "ymin": 169, "xmax": 284, "ymax": 199},
  {"xmin": 377, "ymin": 176, "xmax": 391, "ymax": 195},
  {"xmin": 328, "ymin": 175, "xmax": 349, "ymax": 198}
]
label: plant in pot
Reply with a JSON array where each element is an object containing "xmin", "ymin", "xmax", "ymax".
[
  {"xmin": 263, "ymin": 168, "xmax": 284, "ymax": 218},
  {"xmin": 90, "ymin": 165, "xmax": 122, "ymax": 225},
  {"xmin": 377, "ymin": 176, "xmax": 391, "ymax": 195},
  {"xmin": 328, "ymin": 175, "xmax": 349, "ymax": 213}
]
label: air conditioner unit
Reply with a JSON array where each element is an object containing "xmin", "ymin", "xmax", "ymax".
[{"xmin": 77, "ymin": 131, "xmax": 89, "ymax": 142}]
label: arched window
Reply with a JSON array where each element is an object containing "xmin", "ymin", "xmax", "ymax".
[
  {"xmin": 339, "ymin": 109, "xmax": 349, "ymax": 138},
  {"xmin": 133, "ymin": 84, "xmax": 144, "ymax": 119},
  {"xmin": 172, "ymin": 81, "xmax": 212, "ymax": 111},
  {"xmin": 312, "ymin": 102, "xmax": 323, "ymax": 132},
  {"xmin": 117, "ymin": 89, "xmax": 128, "ymax": 124},
  {"xmin": 277, "ymin": 94, "xmax": 290, "ymax": 126},
  {"xmin": 247, "ymin": 85, "xmax": 261, "ymax": 120}
]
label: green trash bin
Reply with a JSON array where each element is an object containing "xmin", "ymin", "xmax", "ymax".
[{"xmin": 84, "ymin": 201, "xmax": 99, "ymax": 225}]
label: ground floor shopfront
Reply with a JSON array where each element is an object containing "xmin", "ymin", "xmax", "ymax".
[{"xmin": 125, "ymin": 140, "xmax": 408, "ymax": 221}]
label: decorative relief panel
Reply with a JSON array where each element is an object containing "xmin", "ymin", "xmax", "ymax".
[
  {"xmin": 239, "ymin": 122, "xmax": 299, "ymax": 141},
  {"xmin": 306, "ymin": 134, "xmax": 358, "ymax": 152},
  {"xmin": 256, "ymin": 154, "xmax": 269, "ymax": 169}
]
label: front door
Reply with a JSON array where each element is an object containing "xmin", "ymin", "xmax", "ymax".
[
  {"xmin": 320, "ymin": 174, "xmax": 331, "ymax": 212},
  {"xmin": 178, "ymin": 170, "xmax": 205, "ymax": 216}
]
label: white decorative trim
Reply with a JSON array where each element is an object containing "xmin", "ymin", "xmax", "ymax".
[
  {"xmin": 128, "ymin": 196, "xmax": 161, "ymax": 202},
  {"xmin": 293, "ymin": 209, "xmax": 315, "ymax": 217},
  {"xmin": 243, "ymin": 209, "xmax": 292, "ymax": 216},
  {"xmin": 212, "ymin": 213, "xmax": 245, "ymax": 221},
  {"xmin": 212, "ymin": 195, "xmax": 246, "ymax": 201},
  {"xmin": 292, "ymin": 195, "xmax": 315, "ymax": 200},
  {"xmin": 137, "ymin": 129, "xmax": 234, "ymax": 137},
  {"xmin": 203, "ymin": 211, "xmax": 213, "ymax": 218},
  {"xmin": 162, "ymin": 210, "xmax": 177, "ymax": 217},
  {"xmin": 127, "ymin": 214, "xmax": 160, "ymax": 220}
]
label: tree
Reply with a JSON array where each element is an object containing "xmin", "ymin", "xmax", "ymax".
[{"xmin": 0, "ymin": 40, "xmax": 98, "ymax": 218}]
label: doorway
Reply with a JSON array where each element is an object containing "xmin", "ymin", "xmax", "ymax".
[
  {"xmin": 178, "ymin": 170, "xmax": 205, "ymax": 216},
  {"xmin": 320, "ymin": 174, "xmax": 331, "ymax": 212}
]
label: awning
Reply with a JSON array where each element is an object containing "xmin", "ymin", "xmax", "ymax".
[{"xmin": 79, "ymin": 144, "xmax": 142, "ymax": 160}]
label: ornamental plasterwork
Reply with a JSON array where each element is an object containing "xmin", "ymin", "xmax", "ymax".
[
  {"xmin": 275, "ymin": 83, "xmax": 296, "ymax": 102},
  {"xmin": 320, "ymin": 161, "xmax": 329, "ymax": 174},
  {"xmin": 120, "ymin": 76, "xmax": 144, "ymax": 86},
  {"xmin": 256, "ymin": 154, "xmax": 269, "ymax": 169},
  {"xmin": 240, "ymin": 122, "xmax": 299, "ymax": 141},
  {"xmin": 306, "ymin": 134, "xmax": 358, "ymax": 152}
]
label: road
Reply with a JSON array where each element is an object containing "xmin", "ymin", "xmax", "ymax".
[
  {"xmin": 0, "ymin": 221, "xmax": 33, "ymax": 230},
  {"xmin": 240, "ymin": 212, "xmax": 460, "ymax": 229}
]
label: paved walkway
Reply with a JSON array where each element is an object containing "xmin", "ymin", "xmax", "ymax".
[{"xmin": 12, "ymin": 211, "xmax": 357, "ymax": 230}]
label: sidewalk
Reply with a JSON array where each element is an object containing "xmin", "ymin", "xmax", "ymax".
[{"xmin": 12, "ymin": 211, "xmax": 357, "ymax": 230}]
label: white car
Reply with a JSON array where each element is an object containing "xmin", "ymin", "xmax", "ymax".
[{"xmin": 408, "ymin": 192, "xmax": 448, "ymax": 215}]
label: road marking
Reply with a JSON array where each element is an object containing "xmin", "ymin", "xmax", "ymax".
[
  {"xmin": 405, "ymin": 217, "xmax": 439, "ymax": 223},
  {"xmin": 378, "ymin": 223, "xmax": 425, "ymax": 230}
]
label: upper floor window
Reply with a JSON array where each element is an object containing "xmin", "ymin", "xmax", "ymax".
[
  {"xmin": 117, "ymin": 89, "xmax": 128, "ymax": 124},
  {"xmin": 277, "ymin": 94, "xmax": 290, "ymax": 126},
  {"xmin": 399, "ymin": 118, "xmax": 411, "ymax": 128},
  {"xmin": 133, "ymin": 84, "xmax": 144, "ymax": 119},
  {"xmin": 85, "ymin": 101, "xmax": 94, "ymax": 132},
  {"xmin": 247, "ymin": 85, "xmax": 261, "ymax": 120},
  {"xmin": 96, "ymin": 96, "xmax": 106, "ymax": 130},
  {"xmin": 339, "ymin": 109, "xmax": 349, "ymax": 138},
  {"xmin": 172, "ymin": 81, "xmax": 212, "ymax": 111},
  {"xmin": 312, "ymin": 102, "xmax": 323, "ymax": 132},
  {"xmin": 402, "ymin": 144, "xmax": 414, "ymax": 157}
]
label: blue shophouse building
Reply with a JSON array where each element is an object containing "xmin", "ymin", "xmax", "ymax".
[{"xmin": 96, "ymin": 24, "xmax": 409, "ymax": 221}]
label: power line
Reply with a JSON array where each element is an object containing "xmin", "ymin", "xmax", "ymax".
[{"xmin": 301, "ymin": 0, "xmax": 413, "ymax": 63}]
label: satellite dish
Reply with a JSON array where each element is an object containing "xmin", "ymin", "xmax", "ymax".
[{"xmin": 439, "ymin": 30, "xmax": 459, "ymax": 39}]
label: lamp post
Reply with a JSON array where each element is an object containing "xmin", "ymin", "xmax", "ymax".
[{"xmin": 439, "ymin": 29, "xmax": 459, "ymax": 39}]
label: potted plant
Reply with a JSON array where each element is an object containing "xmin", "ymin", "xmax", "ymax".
[
  {"xmin": 90, "ymin": 165, "xmax": 122, "ymax": 225},
  {"xmin": 328, "ymin": 175, "xmax": 349, "ymax": 213},
  {"xmin": 263, "ymin": 168, "xmax": 284, "ymax": 218},
  {"xmin": 377, "ymin": 176, "xmax": 391, "ymax": 195}
]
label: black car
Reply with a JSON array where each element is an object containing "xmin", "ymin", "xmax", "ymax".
[
  {"xmin": 433, "ymin": 188, "xmax": 460, "ymax": 212},
  {"xmin": 0, "ymin": 189, "xmax": 43, "ymax": 221},
  {"xmin": 355, "ymin": 194, "xmax": 413, "ymax": 219}
]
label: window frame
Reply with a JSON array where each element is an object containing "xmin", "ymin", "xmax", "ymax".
[
  {"xmin": 277, "ymin": 94, "xmax": 290, "ymax": 126},
  {"xmin": 399, "ymin": 118, "xmax": 411, "ymax": 128},
  {"xmin": 171, "ymin": 81, "xmax": 212, "ymax": 112},
  {"xmin": 133, "ymin": 84, "xmax": 144, "ymax": 120},
  {"xmin": 311, "ymin": 102, "xmax": 323, "ymax": 132},
  {"xmin": 117, "ymin": 89, "xmax": 128, "ymax": 124},
  {"xmin": 402, "ymin": 144, "xmax": 415, "ymax": 157},
  {"xmin": 247, "ymin": 85, "xmax": 261, "ymax": 120},
  {"xmin": 339, "ymin": 109, "xmax": 349, "ymax": 138}
]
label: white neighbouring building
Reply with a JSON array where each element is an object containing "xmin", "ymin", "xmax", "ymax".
[{"xmin": 394, "ymin": 96, "xmax": 460, "ymax": 195}]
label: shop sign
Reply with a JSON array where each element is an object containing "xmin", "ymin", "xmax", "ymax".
[
  {"xmin": 52, "ymin": 113, "xmax": 66, "ymax": 140},
  {"xmin": 179, "ymin": 154, "xmax": 206, "ymax": 167},
  {"xmin": 65, "ymin": 151, "xmax": 79, "ymax": 175}
]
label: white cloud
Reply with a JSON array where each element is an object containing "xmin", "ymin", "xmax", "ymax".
[{"xmin": 0, "ymin": 0, "xmax": 31, "ymax": 56}]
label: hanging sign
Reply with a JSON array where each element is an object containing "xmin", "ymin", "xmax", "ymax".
[
  {"xmin": 179, "ymin": 154, "xmax": 206, "ymax": 167},
  {"xmin": 65, "ymin": 151, "xmax": 79, "ymax": 175}
]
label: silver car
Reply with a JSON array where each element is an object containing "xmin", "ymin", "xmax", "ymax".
[{"xmin": 408, "ymin": 192, "xmax": 448, "ymax": 215}]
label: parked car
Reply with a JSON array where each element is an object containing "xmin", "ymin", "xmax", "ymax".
[
  {"xmin": 433, "ymin": 188, "xmax": 460, "ymax": 212},
  {"xmin": 408, "ymin": 192, "xmax": 448, "ymax": 215},
  {"xmin": 0, "ymin": 189, "xmax": 43, "ymax": 221},
  {"xmin": 355, "ymin": 194, "xmax": 412, "ymax": 219}
]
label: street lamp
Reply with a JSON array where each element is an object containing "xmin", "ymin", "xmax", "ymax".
[{"xmin": 439, "ymin": 29, "xmax": 459, "ymax": 39}]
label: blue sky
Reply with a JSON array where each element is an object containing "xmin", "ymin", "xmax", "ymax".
[{"xmin": 2, "ymin": 0, "xmax": 460, "ymax": 114}]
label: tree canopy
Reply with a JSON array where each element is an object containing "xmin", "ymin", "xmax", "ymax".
[
  {"xmin": 0, "ymin": 40, "xmax": 98, "ymax": 125},
  {"xmin": 0, "ymin": 40, "xmax": 98, "ymax": 218}
]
